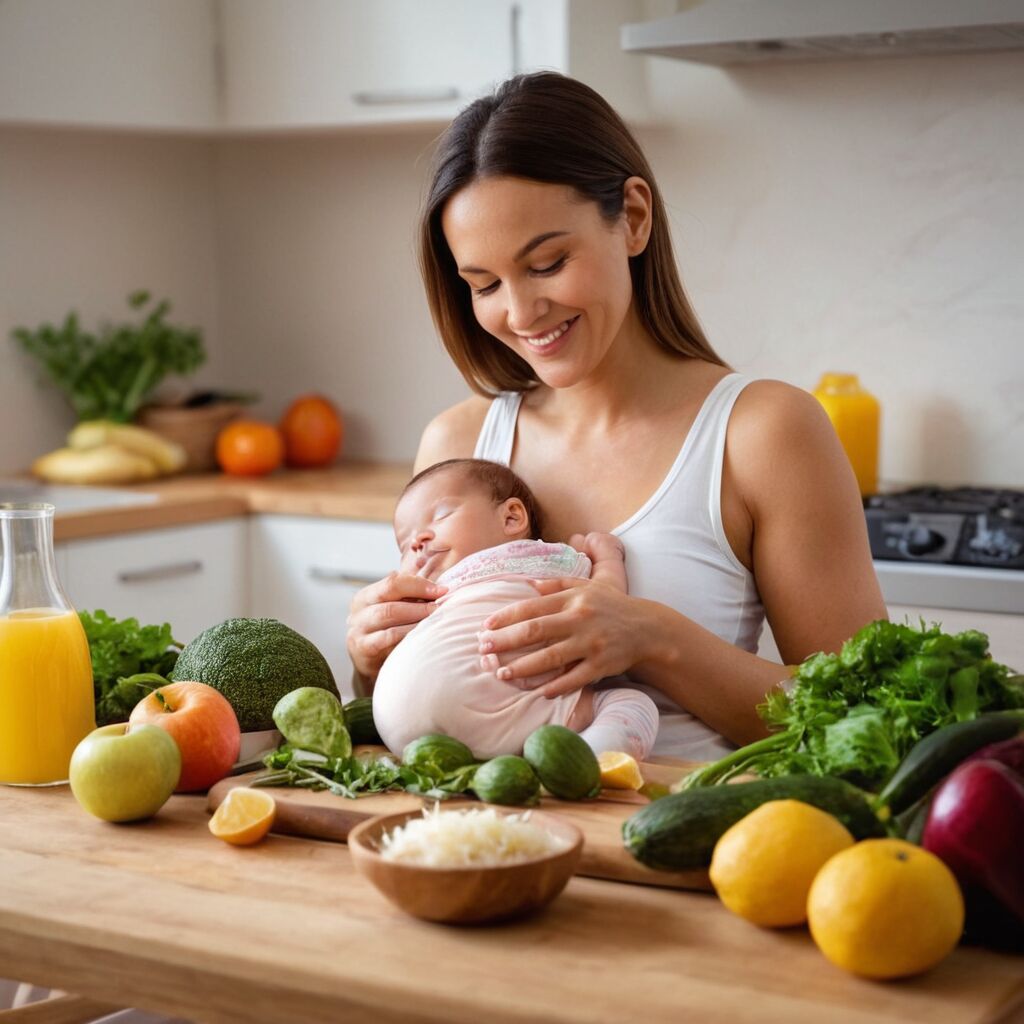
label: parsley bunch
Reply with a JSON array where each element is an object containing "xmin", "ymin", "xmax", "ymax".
[
  {"xmin": 80, "ymin": 609, "xmax": 182, "ymax": 724},
  {"xmin": 13, "ymin": 291, "xmax": 205, "ymax": 423},
  {"xmin": 680, "ymin": 620, "xmax": 1024, "ymax": 792}
]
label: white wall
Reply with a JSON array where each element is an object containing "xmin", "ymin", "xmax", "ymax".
[
  {"xmin": 0, "ymin": 128, "xmax": 223, "ymax": 474},
  {"xmin": 639, "ymin": 49, "xmax": 1024, "ymax": 489},
  {"xmin": 3, "ymin": 47, "xmax": 1022, "ymax": 487}
]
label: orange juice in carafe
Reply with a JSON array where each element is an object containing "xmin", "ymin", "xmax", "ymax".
[
  {"xmin": 0, "ymin": 503, "xmax": 96, "ymax": 785},
  {"xmin": 812, "ymin": 373, "xmax": 881, "ymax": 497},
  {"xmin": 0, "ymin": 607, "xmax": 95, "ymax": 784}
]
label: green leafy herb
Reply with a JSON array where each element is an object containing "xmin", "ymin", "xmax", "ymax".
[
  {"xmin": 79, "ymin": 609, "xmax": 182, "ymax": 724},
  {"xmin": 680, "ymin": 620, "xmax": 1024, "ymax": 792},
  {"xmin": 253, "ymin": 745, "xmax": 479, "ymax": 801},
  {"xmin": 12, "ymin": 291, "xmax": 205, "ymax": 423}
]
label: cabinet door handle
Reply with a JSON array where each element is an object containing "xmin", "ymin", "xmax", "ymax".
[
  {"xmin": 308, "ymin": 567, "xmax": 380, "ymax": 587},
  {"xmin": 352, "ymin": 87, "xmax": 459, "ymax": 106},
  {"xmin": 117, "ymin": 560, "xmax": 203, "ymax": 584}
]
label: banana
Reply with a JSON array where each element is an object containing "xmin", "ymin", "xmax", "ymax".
[
  {"xmin": 32, "ymin": 445, "xmax": 162, "ymax": 485},
  {"xmin": 68, "ymin": 420, "xmax": 186, "ymax": 474}
]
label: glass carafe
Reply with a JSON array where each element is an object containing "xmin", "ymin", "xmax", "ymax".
[{"xmin": 0, "ymin": 503, "xmax": 96, "ymax": 785}]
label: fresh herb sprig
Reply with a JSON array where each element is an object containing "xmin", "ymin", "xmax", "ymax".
[
  {"xmin": 253, "ymin": 745, "xmax": 478, "ymax": 800},
  {"xmin": 79, "ymin": 609, "xmax": 182, "ymax": 724},
  {"xmin": 13, "ymin": 291, "xmax": 205, "ymax": 423},
  {"xmin": 680, "ymin": 620, "xmax": 1024, "ymax": 792}
]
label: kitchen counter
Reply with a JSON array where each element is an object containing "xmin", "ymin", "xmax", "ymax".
[
  {"xmin": 2, "ymin": 783, "xmax": 1022, "ymax": 1024},
  {"xmin": 52, "ymin": 461, "xmax": 413, "ymax": 542}
]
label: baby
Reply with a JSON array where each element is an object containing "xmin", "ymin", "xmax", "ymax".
[{"xmin": 372, "ymin": 458, "xmax": 659, "ymax": 761}]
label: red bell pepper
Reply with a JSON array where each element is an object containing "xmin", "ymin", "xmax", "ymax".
[{"xmin": 922, "ymin": 758, "xmax": 1024, "ymax": 949}]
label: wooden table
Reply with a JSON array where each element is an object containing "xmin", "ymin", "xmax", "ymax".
[{"xmin": 1, "ymin": 784, "xmax": 1022, "ymax": 1024}]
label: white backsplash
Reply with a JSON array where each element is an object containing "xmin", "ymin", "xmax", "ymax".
[{"xmin": 2, "ymin": 48, "xmax": 1021, "ymax": 488}]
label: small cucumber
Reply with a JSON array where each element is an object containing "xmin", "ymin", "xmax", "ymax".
[
  {"xmin": 342, "ymin": 697, "xmax": 382, "ymax": 746},
  {"xmin": 874, "ymin": 710, "xmax": 1024, "ymax": 818},
  {"xmin": 622, "ymin": 775, "xmax": 885, "ymax": 872},
  {"xmin": 472, "ymin": 755, "xmax": 541, "ymax": 806},
  {"xmin": 523, "ymin": 725, "xmax": 601, "ymax": 800}
]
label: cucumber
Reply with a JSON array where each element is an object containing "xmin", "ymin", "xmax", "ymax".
[
  {"xmin": 874, "ymin": 710, "xmax": 1024, "ymax": 818},
  {"xmin": 523, "ymin": 725, "xmax": 601, "ymax": 800},
  {"xmin": 342, "ymin": 697, "xmax": 382, "ymax": 746},
  {"xmin": 472, "ymin": 755, "xmax": 541, "ymax": 806},
  {"xmin": 622, "ymin": 775, "xmax": 886, "ymax": 871},
  {"xmin": 402, "ymin": 733, "xmax": 477, "ymax": 774}
]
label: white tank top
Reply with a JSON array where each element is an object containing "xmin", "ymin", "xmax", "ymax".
[{"xmin": 473, "ymin": 372, "xmax": 765, "ymax": 760}]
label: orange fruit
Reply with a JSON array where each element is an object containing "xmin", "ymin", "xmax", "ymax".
[
  {"xmin": 209, "ymin": 787, "xmax": 276, "ymax": 846},
  {"xmin": 216, "ymin": 420, "xmax": 284, "ymax": 476},
  {"xmin": 279, "ymin": 394, "xmax": 343, "ymax": 468},
  {"xmin": 709, "ymin": 800, "xmax": 854, "ymax": 928},
  {"xmin": 807, "ymin": 838, "xmax": 964, "ymax": 979}
]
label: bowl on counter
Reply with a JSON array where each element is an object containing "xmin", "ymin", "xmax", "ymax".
[
  {"xmin": 136, "ymin": 401, "xmax": 243, "ymax": 473},
  {"xmin": 348, "ymin": 806, "xmax": 584, "ymax": 925}
]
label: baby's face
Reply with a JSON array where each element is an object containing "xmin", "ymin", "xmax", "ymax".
[{"xmin": 394, "ymin": 469, "xmax": 513, "ymax": 581}]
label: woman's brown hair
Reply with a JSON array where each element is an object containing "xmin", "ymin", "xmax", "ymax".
[{"xmin": 419, "ymin": 71, "xmax": 726, "ymax": 395}]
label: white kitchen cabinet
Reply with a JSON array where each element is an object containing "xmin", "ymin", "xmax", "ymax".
[
  {"xmin": 219, "ymin": 0, "xmax": 650, "ymax": 130},
  {"xmin": 59, "ymin": 519, "xmax": 248, "ymax": 644},
  {"xmin": 0, "ymin": 0, "xmax": 218, "ymax": 131},
  {"xmin": 248, "ymin": 515, "xmax": 397, "ymax": 698}
]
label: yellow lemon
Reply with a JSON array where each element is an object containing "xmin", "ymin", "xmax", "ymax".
[
  {"xmin": 709, "ymin": 799, "xmax": 855, "ymax": 927},
  {"xmin": 807, "ymin": 838, "xmax": 964, "ymax": 979},
  {"xmin": 598, "ymin": 751, "xmax": 644, "ymax": 790},
  {"xmin": 209, "ymin": 787, "xmax": 276, "ymax": 846}
]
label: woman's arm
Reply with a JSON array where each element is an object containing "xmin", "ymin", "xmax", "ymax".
[{"xmin": 476, "ymin": 382, "xmax": 887, "ymax": 746}]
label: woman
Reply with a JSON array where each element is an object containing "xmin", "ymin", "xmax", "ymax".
[{"xmin": 347, "ymin": 72, "xmax": 885, "ymax": 759}]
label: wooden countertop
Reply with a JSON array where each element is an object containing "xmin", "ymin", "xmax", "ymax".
[
  {"xmin": 1, "ymin": 784, "xmax": 1022, "ymax": 1024},
  {"xmin": 53, "ymin": 461, "xmax": 413, "ymax": 542}
]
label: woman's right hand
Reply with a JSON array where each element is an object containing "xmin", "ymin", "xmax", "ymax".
[{"xmin": 345, "ymin": 572, "xmax": 447, "ymax": 680}]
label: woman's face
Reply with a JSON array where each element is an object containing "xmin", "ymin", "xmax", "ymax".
[{"xmin": 441, "ymin": 176, "xmax": 650, "ymax": 389}]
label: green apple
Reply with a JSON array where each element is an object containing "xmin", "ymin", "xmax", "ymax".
[{"xmin": 69, "ymin": 723, "xmax": 181, "ymax": 822}]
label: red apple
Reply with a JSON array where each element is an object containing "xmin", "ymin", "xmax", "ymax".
[{"xmin": 130, "ymin": 681, "xmax": 241, "ymax": 792}]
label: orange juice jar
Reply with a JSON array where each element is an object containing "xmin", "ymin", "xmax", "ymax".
[
  {"xmin": 0, "ymin": 503, "xmax": 96, "ymax": 785},
  {"xmin": 812, "ymin": 373, "xmax": 881, "ymax": 497}
]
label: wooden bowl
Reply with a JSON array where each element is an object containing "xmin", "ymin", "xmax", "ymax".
[
  {"xmin": 136, "ymin": 401, "xmax": 243, "ymax": 473},
  {"xmin": 348, "ymin": 807, "xmax": 583, "ymax": 924}
]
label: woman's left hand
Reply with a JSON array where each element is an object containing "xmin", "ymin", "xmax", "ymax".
[{"xmin": 477, "ymin": 578, "xmax": 646, "ymax": 698}]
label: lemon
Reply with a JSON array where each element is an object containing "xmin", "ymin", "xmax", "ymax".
[
  {"xmin": 808, "ymin": 838, "xmax": 964, "ymax": 979},
  {"xmin": 709, "ymin": 799, "xmax": 854, "ymax": 927},
  {"xmin": 598, "ymin": 751, "xmax": 644, "ymax": 790},
  {"xmin": 209, "ymin": 787, "xmax": 276, "ymax": 846}
]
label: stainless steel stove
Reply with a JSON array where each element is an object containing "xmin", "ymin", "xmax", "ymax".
[{"xmin": 865, "ymin": 487, "xmax": 1024, "ymax": 570}]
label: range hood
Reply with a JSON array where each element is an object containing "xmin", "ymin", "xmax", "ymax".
[{"xmin": 621, "ymin": 0, "xmax": 1024, "ymax": 65}]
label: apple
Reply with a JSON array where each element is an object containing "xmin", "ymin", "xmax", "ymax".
[
  {"xmin": 129, "ymin": 680, "xmax": 241, "ymax": 793},
  {"xmin": 70, "ymin": 723, "xmax": 181, "ymax": 822}
]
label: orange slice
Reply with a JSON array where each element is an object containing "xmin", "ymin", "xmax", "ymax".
[
  {"xmin": 209, "ymin": 787, "xmax": 276, "ymax": 846},
  {"xmin": 598, "ymin": 751, "xmax": 644, "ymax": 790}
]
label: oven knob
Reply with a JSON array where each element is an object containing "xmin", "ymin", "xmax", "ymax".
[{"xmin": 899, "ymin": 525, "xmax": 944, "ymax": 557}]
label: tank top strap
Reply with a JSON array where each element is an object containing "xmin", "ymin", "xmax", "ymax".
[{"xmin": 473, "ymin": 391, "xmax": 523, "ymax": 465}]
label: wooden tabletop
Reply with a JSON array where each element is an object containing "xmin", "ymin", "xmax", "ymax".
[
  {"xmin": 52, "ymin": 460, "xmax": 413, "ymax": 542},
  {"xmin": 2, "ymin": 784, "xmax": 1022, "ymax": 1024}
]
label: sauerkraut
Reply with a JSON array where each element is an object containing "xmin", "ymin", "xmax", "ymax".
[{"xmin": 379, "ymin": 804, "xmax": 569, "ymax": 867}]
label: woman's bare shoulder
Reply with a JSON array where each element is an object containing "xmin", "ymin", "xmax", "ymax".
[{"xmin": 413, "ymin": 395, "xmax": 492, "ymax": 473}]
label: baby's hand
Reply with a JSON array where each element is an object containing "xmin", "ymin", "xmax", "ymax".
[{"xmin": 572, "ymin": 531, "xmax": 625, "ymax": 564}]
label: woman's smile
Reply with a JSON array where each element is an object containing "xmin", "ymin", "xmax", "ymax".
[{"xmin": 517, "ymin": 315, "xmax": 580, "ymax": 356}]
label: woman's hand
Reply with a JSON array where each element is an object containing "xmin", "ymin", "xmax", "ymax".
[
  {"xmin": 346, "ymin": 572, "xmax": 447, "ymax": 680},
  {"xmin": 477, "ymin": 578, "xmax": 646, "ymax": 698}
]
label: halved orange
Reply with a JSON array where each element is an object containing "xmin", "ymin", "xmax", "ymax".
[
  {"xmin": 209, "ymin": 787, "xmax": 276, "ymax": 846},
  {"xmin": 598, "ymin": 751, "xmax": 644, "ymax": 790}
]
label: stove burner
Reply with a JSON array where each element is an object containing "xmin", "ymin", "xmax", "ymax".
[{"xmin": 864, "ymin": 487, "xmax": 1024, "ymax": 570}]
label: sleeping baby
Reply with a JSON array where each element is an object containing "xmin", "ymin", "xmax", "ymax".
[{"xmin": 372, "ymin": 458, "xmax": 659, "ymax": 761}]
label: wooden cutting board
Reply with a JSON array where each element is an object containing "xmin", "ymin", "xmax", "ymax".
[{"xmin": 207, "ymin": 755, "xmax": 714, "ymax": 891}]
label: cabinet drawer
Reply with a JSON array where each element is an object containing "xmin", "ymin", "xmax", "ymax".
[
  {"xmin": 60, "ymin": 519, "xmax": 248, "ymax": 644},
  {"xmin": 249, "ymin": 516, "xmax": 398, "ymax": 697}
]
